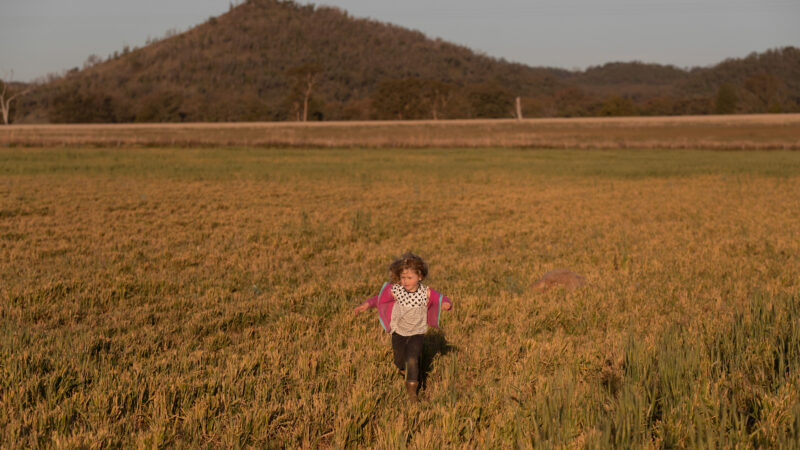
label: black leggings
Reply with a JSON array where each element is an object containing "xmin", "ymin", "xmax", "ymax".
[{"xmin": 391, "ymin": 332, "xmax": 424, "ymax": 382}]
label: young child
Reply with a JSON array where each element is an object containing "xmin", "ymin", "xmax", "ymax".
[{"xmin": 353, "ymin": 253, "xmax": 452, "ymax": 402}]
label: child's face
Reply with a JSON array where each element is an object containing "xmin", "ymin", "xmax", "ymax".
[{"xmin": 400, "ymin": 268, "xmax": 423, "ymax": 292}]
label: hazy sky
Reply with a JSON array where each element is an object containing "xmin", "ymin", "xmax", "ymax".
[{"xmin": 2, "ymin": 0, "xmax": 798, "ymax": 82}]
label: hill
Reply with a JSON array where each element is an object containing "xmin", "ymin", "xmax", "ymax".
[{"xmin": 11, "ymin": 0, "xmax": 800, "ymax": 123}]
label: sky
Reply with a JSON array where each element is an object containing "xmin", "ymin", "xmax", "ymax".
[{"xmin": 1, "ymin": 0, "xmax": 799, "ymax": 82}]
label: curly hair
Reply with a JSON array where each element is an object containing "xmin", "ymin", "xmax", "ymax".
[{"xmin": 389, "ymin": 253, "xmax": 428, "ymax": 284}]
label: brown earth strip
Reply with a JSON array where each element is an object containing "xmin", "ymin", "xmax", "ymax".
[{"xmin": 2, "ymin": 114, "xmax": 800, "ymax": 149}]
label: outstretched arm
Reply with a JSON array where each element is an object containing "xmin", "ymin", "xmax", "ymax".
[
  {"xmin": 353, "ymin": 300, "xmax": 371, "ymax": 315},
  {"xmin": 429, "ymin": 288, "xmax": 452, "ymax": 311},
  {"xmin": 353, "ymin": 291, "xmax": 383, "ymax": 315}
]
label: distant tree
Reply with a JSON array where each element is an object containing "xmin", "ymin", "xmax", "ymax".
[
  {"xmin": 50, "ymin": 89, "xmax": 118, "ymax": 123},
  {"xmin": 372, "ymin": 78, "xmax": 425, "ymax": 120},
  {"xmin": 519, "ymin": 97, "xmax": 548, "ymax": 118},
  {"xmin": 464, "ymin": 83, "xmax": 514, "ymax": 118},
  {"xmin": 371, "ymin": 78, "xmax": 456, "ymax": 120},
  {"xmin": 82, "ymin": 54, "xmax": 103, "ymax": 70},
  {"xmin": 714, "ymin": 83, "xmax": 738, "ymax": 114},
  {"xmin": 1, "ymin": 74, "xmax": 33, "ymax": 125},
  {"xmin": 553, "ymin": 87, "xmax": 591, "ymax": 117},
  {"xmin": 744, "ymin": 72, "xmax": 780, "ymax": 112},
  {"xmin": 280, "ymin": 83, "xmax": 323, "ymax": 121},
  {"xmin": 672, "ymin": 96, "xmax": 713, "ymax": 115},
  {"xmin": 339, "ymin": 98, "xmax": 371, "ymax": 120},
  {"xmin": 641, "ymin": 95, "xmax": 676, "ymax": 116},
  {"xmin": 135, "ymin": 91, "xmax": 186, "ymax": 122},
  {"xmin": 597, "ymin": 95, "xmax": 637, "ymax": 116},
  {"xmin": 287, "ymin": 63, "xmax": 322, "ymax": 121},
  {"xmin": 425, "ymin": 80, "xmax": 456, "ymax": 120},
  {"xmin": 284, "ymin": 94, "xmax": 302, "ymax": 121}
]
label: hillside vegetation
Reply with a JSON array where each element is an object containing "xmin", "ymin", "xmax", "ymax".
[{"xmin": 11, "ymin": 0, "xmax": 800, "ymax": 123}]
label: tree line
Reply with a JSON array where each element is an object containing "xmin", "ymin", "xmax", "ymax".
[{"xmin": 13, "ymin": 67, "xmax": 794, "ymax": 124}]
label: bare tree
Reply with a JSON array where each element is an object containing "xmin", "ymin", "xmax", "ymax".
[
  {"xmin": 287, "ymin": 63, "xmax": 322, "ymax": 122},
  {"xmin": 83, "ymin": 54, "xmax": 103, "ymax": 70},
  {"xmin": 425, "ymin": 80, "xmax": 454, "ymax": 120},
  {"xmin": 1, "ymin": 72, "xmax": 33, "ymax": 125}
]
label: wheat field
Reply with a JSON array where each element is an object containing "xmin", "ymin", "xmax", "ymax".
[
  {"xmin": 1, "ymin": 146, "xmax": 800, "ymax": 447},
  {"xmin": 3, "ymin": 114, "xmax": 800, "ymax": 150}
]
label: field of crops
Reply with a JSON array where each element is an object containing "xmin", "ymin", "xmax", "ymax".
[
  {"xmin": 3, "ymin": 114, "xmax": 800, "ymax": 150},
  {"xmin": 2, "ymin": 145, "xmax": 800, "ymax": 447}
]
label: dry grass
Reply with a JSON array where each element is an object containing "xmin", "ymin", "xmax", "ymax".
[
  {"xmin": 1, "ymin": 146, "xmax": 800, "ymax": 447},
  {"xmin": 2, "ymin": 114, "xmax": 800, "ymax": 149}
]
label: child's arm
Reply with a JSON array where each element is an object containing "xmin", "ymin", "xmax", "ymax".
[
  {"xmin": 353, "ymin": 289, "xmax": 391, "ymax": 315},
  {"xmin": 353, "ymin": 299, "xmax": 372, "ymax": 315},
  {"xmin": 429, "ymin": 289, "xmax": 452, "ymax": 310}
]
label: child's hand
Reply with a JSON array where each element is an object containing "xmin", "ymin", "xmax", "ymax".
[
  {"xmin": 442, "ymin": 301, "xmax": 452, "ymax": 311},
  {"xmin": 353, "ymin": 301, "xmax": 369, "ymax": 315}
]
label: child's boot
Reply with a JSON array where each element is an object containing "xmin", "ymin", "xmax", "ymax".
[{"xmin": 405, "ymin": 381, "xmax": 419, "ymax": 403}]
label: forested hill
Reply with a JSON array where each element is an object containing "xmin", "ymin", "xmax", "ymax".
[{"xmin": 13, "ymin": 0, "xmax": 800, "ymax": 123}]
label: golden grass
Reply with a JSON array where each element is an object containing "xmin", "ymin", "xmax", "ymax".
[
  {"xmin": 2, "ymin": 114, "xmax": 800, "ymax": 149},
  {"xmin": 1, "ymin": 147, "xmax": 799, "ymax": 446}
]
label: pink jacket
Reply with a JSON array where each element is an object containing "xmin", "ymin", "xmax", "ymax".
[{"xmin": 366, "ymin": 282, "xmax": 452, "ymax": 333}]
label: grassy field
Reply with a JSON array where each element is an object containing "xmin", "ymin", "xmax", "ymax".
[
  {"xmin": 2, "ymin": 146, "xmax": 800, "ymax": 447},
  {"xmin": 2, "ymin": 114, "xmax": 800, "ymax": 150}
]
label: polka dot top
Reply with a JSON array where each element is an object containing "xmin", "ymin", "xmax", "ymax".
[
  {"xmin": 391, "ymin": 283, "xmax": 429, "ymax": 308},
  {"xmin": 389, "ymin": 283, "xmax": 429, "ymax": 336}
]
